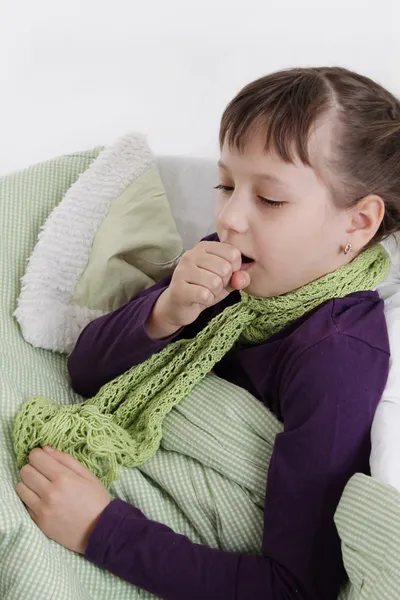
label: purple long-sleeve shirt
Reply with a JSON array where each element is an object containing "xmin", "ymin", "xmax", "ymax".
[{"xmin": 68, "ymin": 233, "xmax": 390, "ymax": 600}]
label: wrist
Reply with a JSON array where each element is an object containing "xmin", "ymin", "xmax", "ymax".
[
  {"xmin": 81, "ymin": 500, "xmax": 111, "ymax": 554},
  {"xmin": 145, "ymin": 290, "xmax": 181, "ymax": 340}
]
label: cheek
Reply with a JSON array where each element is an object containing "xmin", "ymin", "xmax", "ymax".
[
  {"xmin": 214, "ymin": 198, "xmax": 224, "ymax": 224},
  {"xmin": 319, "ymin": 206, "xmax": 347, "ymax": 243},
  {"xmin": 264, "ymin": 211, "xmax": 310, "ymax": 246},
  {"xmin": 293, "ymin": 203, "xmax": 333, "ymax": 239},
  {"xmin": 258, "ymin": 208, "xmax": 328, "ymax": 262}
]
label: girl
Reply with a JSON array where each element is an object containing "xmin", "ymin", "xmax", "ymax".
[{"xmin": 17, "ymin": 67, "xmax": 400, "ymax": 600}]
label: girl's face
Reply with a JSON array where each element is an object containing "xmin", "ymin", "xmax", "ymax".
[{"xmin": 214, "ymin": 129, "xmax": 351, "ymax": 298}]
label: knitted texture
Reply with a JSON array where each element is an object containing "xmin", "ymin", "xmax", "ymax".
[{"xmin": 14, "ymin": 244, "xmax": 390, "ymax": 485}]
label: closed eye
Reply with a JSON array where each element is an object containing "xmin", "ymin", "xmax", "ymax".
[
  {"xmin": 214, "ymin": 185, "xmax": 284, "ymax": 208},
  {"xmin": 214, "ymin": 184, "xmax": 233, "ymax": 193},
  {"xmin": 258, "ymin": 196, "xmax": 284, "ymax": 208}
]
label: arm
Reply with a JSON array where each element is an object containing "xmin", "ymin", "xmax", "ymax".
[
  {"xmin": 85, "ymin": 499, "xmax": 300, "ymax": 600},
  {"xmin": 85, "ymin": 333, "xmax": 389, "ymax": 599},
  {"xmin": 67, "ymin": 275, "xmax": 180, "ymax": 398},
  {"xmin": 262, "ymin": 332, "xmax": 389, "ymax": 599},
  {"xmin": 68, "ymin": 233, "xmax": 220, "ymax": 398}
]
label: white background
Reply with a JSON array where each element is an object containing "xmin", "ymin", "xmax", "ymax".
[{"xmin": 1, "ymin": 0, "xmax": 398, "ymax": 175}]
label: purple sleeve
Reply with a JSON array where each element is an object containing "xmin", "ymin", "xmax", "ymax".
[
  {"xmin": 68, "ymin": 233, "xmax": 219, "ymax": 398},
  {"xmin": 85, "ymin": 499, "xmax": 301, "ymax": 600},
  {"xmin": 84, "ymin": 333, "xmax": 389, "ymax": 600},
  {"xmin": 262, "ymin": 333, "xmax": 389, "ymax": 599},
  {"xmin": 67, "ymin": 276, "xmax": 181, "ymax": 397}
]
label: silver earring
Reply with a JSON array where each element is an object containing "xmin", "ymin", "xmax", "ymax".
[{"xmin": 344, "ymin": 243, "xmax": 352, "ymax": 255}]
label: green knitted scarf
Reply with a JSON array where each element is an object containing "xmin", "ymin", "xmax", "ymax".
[{"xmin": 14, "ymin": 244, "xmax": 390, "ymax": 486}]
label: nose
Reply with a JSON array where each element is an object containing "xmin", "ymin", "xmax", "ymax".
[{"xmin": 216, "ymin": 192, "xmax": 249, "ymax": 234}]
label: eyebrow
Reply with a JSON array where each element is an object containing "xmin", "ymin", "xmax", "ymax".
[{"xmin": 217, "ymin": 160, "xmax": 285, "ymax": 186}]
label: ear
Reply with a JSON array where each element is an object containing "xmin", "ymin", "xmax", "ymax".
[{"xmin": 346, "ymin": 194, "xmax": 385, "ymax": 249}]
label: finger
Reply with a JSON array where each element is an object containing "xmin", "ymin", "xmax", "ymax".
[
  {"xmin": 27, "ymin": 447, "xmax": 68, "ymax": 482},
  {"xmin": 20, "ymin": 463, "xmax": 50, "ymax": 496},
  {"xmin": 195, "ymin": 254, "xmax": 233, "ymax": 288},
  {"xmin": 27, "ymin": 507, "xmax": 38, "ymax": 524},
  {"xmin": 179, "ymin": 262, "xmax": 224, "ymax": 298},
  {"xmin": 16, "ymin": 481, "xmax": 40, "ymax": 513},
  {"xmin": 184, "ymin": 266, "xmax": 226, "ymax": 300},
  {"xmin": 198, "ymin": 242, "xmax": 242, "ymax": 273},
  {"xmin": 230, "ymin": 270, "xmax": 251, "ymax": 291},
  {"xmin": 181, "ymin": 282, "xmax": 216, "ymax": 308},
  {"xmin": 42, "ymin": 447, "xmax": 96, "ymax": 480}
]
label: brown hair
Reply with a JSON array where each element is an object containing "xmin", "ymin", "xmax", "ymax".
[{"xmin": 219, "ymin": 66, "xmax": 400, "ymax": 246}]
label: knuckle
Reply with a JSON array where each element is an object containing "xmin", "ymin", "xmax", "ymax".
[
  {"xmin": 20, "ymin": 464, "xmax": 31, "ymax": 477},
  {"xmin": 221, "ymin": 263, "xmax": 231, "ymax": 277},
  {"xmin": 179, "ymin": 251, "xmax": 190, "ymax": 264},
  {"xmin": 232, "ymin": 249, "xmax": 241, "ymax": 263},
  {"xmin": 202, "ymin": 289, "xmax": 213, "ymax": 304},
  {"xmin": 212, "ymin": 276, "xmax": 222, "ymax": 291},
  {"xmin": 29, "ymin": 448, "xmax": 41, "ymax": 461},
  {"xmin": 45, "ymin": 489, "xmax": 59, "ymax": 506}
]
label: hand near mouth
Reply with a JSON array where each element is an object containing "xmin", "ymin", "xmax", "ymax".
[{"xmin": 145, "ymin": 241, "xmax": 251, "ymax": 339}]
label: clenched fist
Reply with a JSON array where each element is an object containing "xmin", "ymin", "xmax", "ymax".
[{"xmin": 146, "ymin": 241, "xmax": 251, "ymax": 339}]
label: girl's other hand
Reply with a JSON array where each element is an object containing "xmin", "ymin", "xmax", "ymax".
[{"xmin": 16, "ymin": 447, "xmax": 111, "ymax": 554}]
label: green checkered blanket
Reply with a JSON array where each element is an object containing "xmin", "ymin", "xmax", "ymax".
[{"xmin": 1, "ymin": 151, "xmax": 400, "ymax": 600}]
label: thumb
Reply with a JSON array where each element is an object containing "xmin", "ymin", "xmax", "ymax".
[
  {"xmin": 43, "ymin": 446, "xmax": 95, "ymax": 480},
  {"xmin": 230, "ymin": 270, "xmax": 251, "ymax": 291}
]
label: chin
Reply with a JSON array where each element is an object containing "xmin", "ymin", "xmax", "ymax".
[
  {"xmin": 242, "ymin": 283, "xmax": 266, "ymax": 298},
  {"xmin": 244, "ymin": 281, "xmax": 280, "ymax": 298}
]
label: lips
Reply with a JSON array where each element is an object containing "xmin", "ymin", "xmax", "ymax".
[{"xmin": 240, "ymin": 253, "xmax": 255, "ymax": 271}]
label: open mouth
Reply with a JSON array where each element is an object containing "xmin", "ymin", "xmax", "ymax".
[
  {"xmin": 240, "ymin": 253, "xmax": 255, "ymax": 270},
  {"xmin": 241, "ymin": 253, "xmax": 254, "ymax": 264}
]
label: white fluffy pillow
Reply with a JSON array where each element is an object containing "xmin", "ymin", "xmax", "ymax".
[{"xmin": 14, "ymin": 133, "xmax": 183, "ymax": 354}]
